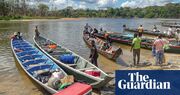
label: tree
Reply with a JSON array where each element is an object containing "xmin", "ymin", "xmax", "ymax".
[{"xmin": 38, "ymin": 4, "xmax": 49, "ymax": 16}]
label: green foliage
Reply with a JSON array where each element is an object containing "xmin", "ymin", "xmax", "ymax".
[
  {"xmin": 38, "ymin": 4, "xmax": 49, "ymax": 16},
  {"xmin": 0, "ymin": 1, "xmax": 179, "ymax": 19}
]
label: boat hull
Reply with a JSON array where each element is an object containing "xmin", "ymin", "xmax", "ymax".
[
  {"xmin": 95, "ymin": 33, "xmax": 180, "ymax": 54},
  {"xmin": 83, "ymin": 34, "xmax": 122, "ymax": 61},
  {"xmin": 33, "ymin": 36, "xmax": 113, "ymax": 89}
]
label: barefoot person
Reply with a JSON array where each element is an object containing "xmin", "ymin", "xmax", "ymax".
[
  {"xmin": 130, "ymin": 33, "xmax": 141, "ymax": 66},
  {"xmin": 89, "ymin": 40, "xmax": 99, "ymax": 67}
]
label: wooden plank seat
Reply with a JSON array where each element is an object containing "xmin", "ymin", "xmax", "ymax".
[
  {"xmin": 14, "ymin": 45, "xmax": 32, "ymax": 49},
  {"xmin": 17, "ymin": 50, "xmax": 39, "ymax": 57},
  {"xmin": 67, "ymin": 64, "xmax": 77, "ymax": 67},
  {"xmin": 13, "ymin": 42, "xmax": 29, "ymax": 46},
  {"xmin": 27, "ymin": 64, "xmax": 53, "ymax": 75},
  {"xmin": 19, "ymin": 54, "xmax": 43, "ymax": 62},
  {"xmin": 23, "ymin": 59, "xmax": 48, "ymax": 67}
]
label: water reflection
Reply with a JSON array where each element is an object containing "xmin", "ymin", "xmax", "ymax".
[{"xmin": 0, "ymin": 18, "xmax": 179, "ymax": 95}]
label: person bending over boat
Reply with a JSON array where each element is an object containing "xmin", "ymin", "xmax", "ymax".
[
  {"xmin": 138, "ymin": 25, "xmax": 144, "ymax": 37},
  {"xmin": 89, "ymin": 40, "xmax": 99, "ymax": 67},
  {"xmin": 130, "ymin": 33, "xmax": 141, "ymax": 66},
  {"xmin": 153, "ymin": 35, "xmax": 168, "ymax": 65},
  {"xmin": 35, "ymin": 26, "xmax": 40, "ymax": 38}
]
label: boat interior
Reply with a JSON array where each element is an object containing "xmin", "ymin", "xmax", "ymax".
[
  {"xmin": 12, "ymin": 39, "xmax": 66, "ymax": 87},
  {"xmin": 35, "ymin": 37, "xmax": 107, "ymax": 79}
]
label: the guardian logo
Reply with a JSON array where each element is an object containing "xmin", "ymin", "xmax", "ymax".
[{"xmin": 118, "ymin": 72, "xmax": 171, "ymax": 90}]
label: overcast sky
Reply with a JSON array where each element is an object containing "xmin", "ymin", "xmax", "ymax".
[{"xmin": 28, "ymin": 0, "xmax": 180, "ymax": 9}]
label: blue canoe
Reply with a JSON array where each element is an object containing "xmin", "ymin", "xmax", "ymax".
[{"xmin": 11, "ymin": 39, "xmax": 92, "ymax": 95}]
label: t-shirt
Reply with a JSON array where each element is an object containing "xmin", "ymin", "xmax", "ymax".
[
  {"xmin": 132, "ymin": 37, "xmax": 141, "ymax": 49},
  {"xmin": 138, "ymin": 27, "xmax": 144, "ymax": 33},
  {"xmin": 153, "ymin": 39, "xmax": 167, "ymax": 51}
]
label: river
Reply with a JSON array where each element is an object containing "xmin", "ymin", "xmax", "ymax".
[{"xmin": 0, "ymin": 18, "xmax": 179, "ymax": 95}]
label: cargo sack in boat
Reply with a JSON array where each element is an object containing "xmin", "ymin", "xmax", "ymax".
[
  {"xmin": 59, "ymin": 54, "xmax": 75, "ymax": 64},
  {"xmin": 60, "ymin": 75, "xmax": 74, "ymax": 85},
  {"xmin": 48, "ymin": 44, "xmax": 57, "ymax": 49},
  {"xmin": 84, "ymin": 70, "xmax": 100, "ymax": 77}
]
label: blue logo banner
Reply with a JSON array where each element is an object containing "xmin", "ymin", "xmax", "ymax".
[{"xmin": 115, "ymin": 70, "xmax": 180, "ymax": 95}]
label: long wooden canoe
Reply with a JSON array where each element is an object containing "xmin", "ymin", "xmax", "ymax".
[
  {"xmin": 11, "ymin": 39, "xmax": 92, "ymax": 94},
  {"xmin": 95, "ymin": 32, "xmax": 180, "ymax": 54},
  {"xmin": 124, "ymin": 28, "xmax": 173, "ymax": 37},
  {"xmin": 33, "ymin": 36, "xmax": 113, "ymax": 89},
  {"xmin": 83, "ymin": 33, "xmax": 122, "ymax": 61},
  {"xmin": 161, "ymin": 22, "xmax": 180, "ymax": 28}
]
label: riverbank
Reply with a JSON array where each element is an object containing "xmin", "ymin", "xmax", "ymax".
[
  {"xmin": 0, "ymin": 16, "xmax": 88, "ymax": 21},
  {"xmin": 1, "ymin": 16, "xmax": 180, "ymax": 21}
]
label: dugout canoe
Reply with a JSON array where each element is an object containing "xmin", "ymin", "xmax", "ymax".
[
  {"xmin": 11, "ymin": 38, "xmax": 92, "ymax": 95},
  {"xmin": 33, "ymin": 36, "xmax": 113, "ymax": 89},
  {"xmin": 161, "ymin": 22, "xmax": 180, "ymax": 28},
  {"xmin": 83, "ymin": 33, "xmax": 122, "ymax": 61},
  {"xmin": 124, "ymin": 28, "xmax": 172, "ymax": 37},
  {"xmin": 95, "ymin": 32, "xmax": 180, "ymax": 54}
]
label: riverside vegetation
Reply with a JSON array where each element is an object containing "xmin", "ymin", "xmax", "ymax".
[{"xmin": 0, "ymin": 0, "xmax": 179, "ymax": 20}]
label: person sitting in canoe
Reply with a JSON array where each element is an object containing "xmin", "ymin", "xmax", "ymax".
[
  {"xmin": 101, "ymin": 42, "xmax": 110, "ymax": 51},
  {"xmin": 35, "ymin": 26, "xmax": 40, "ymax": 38},
  {"xmin": 153, "ymin": 25, "xmax": 159, "ymax": 32},
  {"xmin": 11, "ymin": 32, "xmax": 23, "ymax": 40},
  {"xmin": 89, "ymin": 40, "xmax": 99, "ymax": 67},
  {"xmin": 93, "ymin": 28, "xmax": 98, "ymax": 34},
  {"xmin": 104, "ymin": 33, "xmax": 112, "ymax": 46},
  {"xmin": 138, "ymin": 25, "xmax": 144, "ymax": 37}
]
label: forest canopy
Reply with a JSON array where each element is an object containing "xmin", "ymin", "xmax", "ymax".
[{"xmin": 0, "ymin": 0, "xmax": 179, "ymax": 20}]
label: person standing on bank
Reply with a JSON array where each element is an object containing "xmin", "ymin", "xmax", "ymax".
[
  {"xmin": 130, "ymin": 33, "xmax": 141, "ymax": 66},
  {"xmin": 153, "ymin": 35, "xmax": 167, "ymax": 65},
  {"xmin": 35, "ymin": 26, "xmax": 40, "ymax": 38},
  {"xmin": 138, "ymin": 25, "xmax": 144, "ymax": 37},
  {"xmin": 89, "ymin": 40, "xmax": 99, "ymax": 67}
]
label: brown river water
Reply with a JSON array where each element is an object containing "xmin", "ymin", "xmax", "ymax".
[{"xmin": 0, "ymin": 18, "xmax": 179, "ymax": 95}]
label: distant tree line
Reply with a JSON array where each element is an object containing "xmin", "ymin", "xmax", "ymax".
[{"xmin": 0, "ymin": 0, "xmax": 179, "ymax": 20}]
